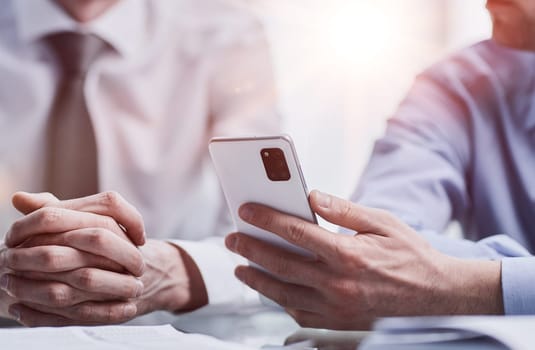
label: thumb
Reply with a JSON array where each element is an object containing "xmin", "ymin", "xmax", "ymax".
[
  {"xmin": 11, "ymin": 192, "xmax": 59, "ymax": 215},
  {"xmin": 309, "ymin": 190, "xmax": 402, "ymax": 236}
]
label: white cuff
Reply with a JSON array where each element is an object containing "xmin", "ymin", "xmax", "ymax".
[
  {"xmin": 501, "ymin": 257, "xmax": 535, "ymax": 315},
  {"xmin": 169, "ymin": 238, "xmax": 261, "ymax": 313}
]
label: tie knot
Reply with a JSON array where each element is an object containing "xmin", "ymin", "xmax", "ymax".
[{"xmin": 44, "ymin": 32, "xmax": 109, "ymax": 78}]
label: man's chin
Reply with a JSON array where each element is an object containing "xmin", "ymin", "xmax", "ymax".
[{"xmin": 492, "ymin": 26, "xmax": 535, "ymax": 51}]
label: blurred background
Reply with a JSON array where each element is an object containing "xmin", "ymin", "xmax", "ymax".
[
  {"xmin": 0, "ymin": 0, "xmax": 492, "ymax": 230},
  {"xmin": 249, "ymin": 0, "xmax": 491, "ymax": 203}
]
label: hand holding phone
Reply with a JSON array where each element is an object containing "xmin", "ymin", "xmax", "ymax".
[{"xmin": 209, "ymin": 135, "xmax": 317, "ymax": 257}]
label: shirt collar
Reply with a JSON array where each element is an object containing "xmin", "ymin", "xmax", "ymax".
[{"xmin": 13, "ymin": 0, "xmax": 148, "ymax": 59}]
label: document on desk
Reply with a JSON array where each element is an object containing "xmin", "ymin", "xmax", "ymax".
[
  {"xmin": 360, "ymin": 316, "xmax": 535, "ymax": 350},
  {"xmin": 1, "ymin": 324, "xmax": 256, "ymax": 350}
]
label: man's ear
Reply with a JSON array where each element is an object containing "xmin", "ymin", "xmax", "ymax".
[{"xmin": 11, "ymin": 192, "xmax": 59, "ymax": 215}]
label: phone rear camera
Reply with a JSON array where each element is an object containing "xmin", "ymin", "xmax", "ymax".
[{"xmin": 261, "ymin": 148, "xmax": 291, "ymax": 181}]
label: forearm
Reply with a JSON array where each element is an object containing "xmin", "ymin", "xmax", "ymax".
[{"xmin": 439, "ymin": 257, "xmax": 503, "ymax": 315}]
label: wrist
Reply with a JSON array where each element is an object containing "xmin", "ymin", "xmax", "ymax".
[
  {"xmin": 136, "ymin": 240, "xmax": 207, "ymax": 315},
  {"xmin": 166, "ymin": 242, "xmax": 208, "ymax": 312},
  {"xmin": 440, "ymin": 256, "xmax": 504, "ymax": 315}
]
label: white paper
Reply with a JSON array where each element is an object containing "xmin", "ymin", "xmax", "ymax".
[
  {"xmin": 0, "ymin": 324, "xmax": 256, "ymax": 350},
  {"xmin": 361, "ymin": 316, "xmax": 535, "ymax": 350}
]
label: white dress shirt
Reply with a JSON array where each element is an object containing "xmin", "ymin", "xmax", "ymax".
[{"xmin": 0, "ymin": 0, "xmax": 280, "ymax": 321}]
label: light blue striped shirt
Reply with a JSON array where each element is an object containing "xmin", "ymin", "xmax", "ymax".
[{"xmin": 352, "ymin": 40, "xmax": 535, "ymax": 314}]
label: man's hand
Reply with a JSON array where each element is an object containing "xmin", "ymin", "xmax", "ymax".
[
  {"xmin": 2, "ymin": 239, "xmax": 206, "ymax": 326},
  {"xmin": 0, "ymin": 192, "xmax": 207, "ymax": 326},
  {"xmin": 0, "ymin": 192, "xmax": 147, "ymax": 325},
  {"xmin": 225, "ymin": 190, "xmax": 503, "ymax": 330}
]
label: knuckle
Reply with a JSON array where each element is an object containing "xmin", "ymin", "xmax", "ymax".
[
  {"xmin": 117, "ymin": 304, "xmax": 135, "ymax": 322},
  {"xmin": 101, "ymin": 191, "xmax": 123, "ymax": 210},
  {"xmin": 40, "ymin": 249, "xmax": 65, "ymax": 270},
  {"xmin": 86, "ymin": 229, "xmax": 107, "ymax": 248},
  {"xmin": 332, "ymin": 236, "xmax": 356, "ymax": 262},
  {"xmin": 76, "ymin": 304, "xmax": 132, "ymax": 323},
  {"xmin": 287, "ymin": 221, "xmax": 307, "ymax": 245},
  {"xmin": 337, "ymin": 200, "xmax": 354, "ymax": 220},
  {"xmin": 77, "ymin": 269, "xmax": 97, "ymax": 289},
  {"xmin": 38, "ymin": 207, "xmax": 62, "ymax": 226},
  {"xmin": 9, "ymin": 219, "xmax": 24, "ymax": 237},
  {"xmin": 46, "ymin": 285, "xmax": 70, "ymax": 307},
  {"xmin": 104, "ymin": 305, "xmax": 126, "ymax": 323},
  {"xmin": 102, "ymin": 306, "xmax": 117, "ymax": 323},
  {"xmin": 330, "ymin": 278, "xmax": 359, "ymax": 301},
  {"xmin": 77, "ymin": 304, "xmax": 94, "ymax": 320},
  {"xmin": 107, "ymin": 307, "xmax": 118, "ymax": 323}
]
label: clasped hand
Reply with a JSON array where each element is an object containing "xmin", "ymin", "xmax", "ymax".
[{"xmin": 0, "ymin": 192, "xmax": 190, "ymax": 326}]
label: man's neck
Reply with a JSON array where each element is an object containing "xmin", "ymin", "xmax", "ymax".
[{"xmin": 55, "ymin": 0, "xmax": 120, "ymax": 23}]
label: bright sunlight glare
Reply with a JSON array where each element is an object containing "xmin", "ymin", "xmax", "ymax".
[{"xmin": 318, "ymin": 2, "xmax": 400, "ymax": 71}]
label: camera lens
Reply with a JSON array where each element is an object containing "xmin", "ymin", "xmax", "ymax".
[{"xmin": 260, "ymin": 148, "xmax": 291, "ymax": 181}]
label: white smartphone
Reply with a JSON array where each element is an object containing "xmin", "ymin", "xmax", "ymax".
[{"xmin": 209, "ymin": 135, "xmax": 317, "ymax": 257}]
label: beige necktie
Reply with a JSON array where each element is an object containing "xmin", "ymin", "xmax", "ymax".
[{"xmin": 44, "ymin": 32, "xmax": 108, "ymax": 200}]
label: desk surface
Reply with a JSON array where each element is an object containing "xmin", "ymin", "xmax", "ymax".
[{"xmin": 1, "ymin": 313, "xmax": 369, "ymax": 350}]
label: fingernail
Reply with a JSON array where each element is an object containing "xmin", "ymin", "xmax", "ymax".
[
  {"xmin": 239, "ymin": 205, "xmax": 254, "ymax": 222},
  {"xmin": 0, "ymin": 251, "xmax": 5, "ymax": 267},
  {"xmin": 135, "ymin": 280, "xmax": 144, "ymax": 297},
  {"xmin": 225, "ymin": 235, "xmax": 238, "ymax": 251},
  {"xmin": 315, "ymin": 191, "xmax": 331, "ymax": 209},
  {"xmin": 0, "ymin": 274, "xmax": 9, "ymax": 291},
  {"xmin": 8, "ymin": 305, "xmax": 20, "ymax": 321}
]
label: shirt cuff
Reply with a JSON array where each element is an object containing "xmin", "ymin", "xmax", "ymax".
[
  {"xmin": 501, "ymin": 257, "xmax": 535, "ymax": 315},
  {"xmin": 169, "ymin": 238, "xmax": 261, "ymax": 313}
]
